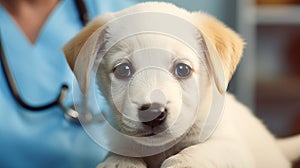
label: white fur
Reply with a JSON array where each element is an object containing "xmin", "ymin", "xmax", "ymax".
[{"xmin": 63, "ymin": 2, "xmax": 300, "ymax": 168}]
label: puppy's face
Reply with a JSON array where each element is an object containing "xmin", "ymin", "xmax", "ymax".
[
  {"xmin": 96, "ymin": 33, "xmax": 210, "ymax": 145},
  {"xmin": 63, "ymin": 2, "xmax": 244, "ymax": 148}
]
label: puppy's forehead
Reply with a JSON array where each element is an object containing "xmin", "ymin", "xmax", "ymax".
[
  {"xmin": 103, "ymin": 34, "xmax": 202, "ymax": 69},
  {"xmin": 102, "ymin": 12, "xmax": 203, "ymax": 52},
  {"xmin": 98, "ymin": 12, "xmax": 207, "ymax": 70}
]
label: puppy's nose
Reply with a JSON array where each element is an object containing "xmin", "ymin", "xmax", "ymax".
[{"xmin": 138, "ymin": 103, "xmax": 167, "ymax": 127}]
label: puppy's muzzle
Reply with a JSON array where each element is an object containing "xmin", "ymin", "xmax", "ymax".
[{"xmin": 138, "ymin": 103, "xmax": 167, "ymax": 127}]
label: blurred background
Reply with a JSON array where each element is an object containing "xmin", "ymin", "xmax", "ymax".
[{"xmin": 133, "ymin": 0, "xmax": 300, "ymax": 166}]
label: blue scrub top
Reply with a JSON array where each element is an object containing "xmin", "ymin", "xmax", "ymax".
[{"xmin": 0, "ymin": 0, "xmax": 135, "ymax": 168}]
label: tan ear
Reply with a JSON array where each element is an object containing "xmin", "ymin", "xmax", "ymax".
[
  {"xmin": 63, "ymin": 14, "xmax": 113, "ymax": 70},
  {"xmin": 192, "ymin": 12, "xmax": 244, "ymax": 94},
  {"xmin": 63, "ymin": 14, "xmax": 113, "ymax": 94}
]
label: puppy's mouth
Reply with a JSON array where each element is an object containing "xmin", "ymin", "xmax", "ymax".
[
  {"xmin": 139, "ymin": 125, "xmax": 168, "ymax": 137},
  {"xmin": 120, "ymin": 119, "xmax": 169, "ymax": 137}
]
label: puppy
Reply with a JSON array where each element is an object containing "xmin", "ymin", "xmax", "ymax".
[{"xmin": 63, "ymin": 2, "xmax": 300, "ymax": 168}]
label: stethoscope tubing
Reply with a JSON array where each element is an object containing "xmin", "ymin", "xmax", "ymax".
[
  {"xmin": 0, "ymin": 37, "xmax": 67, "ymax": 111},
  {"xmin": 0, "ymin": 0, "xmax": 89, "ymax": 124}
]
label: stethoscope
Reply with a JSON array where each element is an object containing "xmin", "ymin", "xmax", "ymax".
[{"xmin": 0, "ymin": 0, "xmax": 89, "ymax": 125}]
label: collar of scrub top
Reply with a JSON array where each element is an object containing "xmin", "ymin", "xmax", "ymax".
[{"xmin": 0, "ymin": 0, "xmax": 89, "ymax": 125}]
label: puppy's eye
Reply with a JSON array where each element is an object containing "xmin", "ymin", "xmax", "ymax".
[
  {"xmin": 174, "ymin": 63, "xmax": 192, "ymax": 78},
  {"xmin": 113, "ymin": 63, "xmax": 133, "ymax": 79}
]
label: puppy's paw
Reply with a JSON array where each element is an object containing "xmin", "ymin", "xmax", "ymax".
[
  {"xmin": 97, "ymin": 154, "xmax": 146, "ymax": 168},
  {"xmin": 161, "ymin": 147, "xmax": 251, "ymax": 168},
  {"xmin": 161, "ymin": 153, "xmax": 193, "ymax": 168}
]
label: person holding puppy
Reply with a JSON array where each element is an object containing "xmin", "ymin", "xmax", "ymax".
[{"xmin": 0, "ymin": 0, "xmax": 135, "ymax": 167}]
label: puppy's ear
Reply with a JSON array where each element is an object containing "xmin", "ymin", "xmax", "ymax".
[
  {"xmin": 192, "ymin": 13, "xmax": 244, "ymax": 94},
  {"xmin": 63, "ymin": 14, "xmax": 113, "ymax": 94},
  {"xmin": 63, "ymin": 14, "xmax": 113, "ymax": 70}
]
